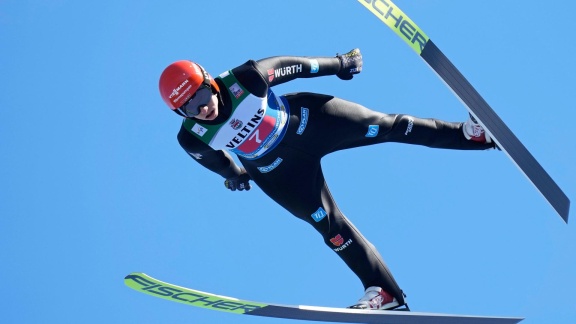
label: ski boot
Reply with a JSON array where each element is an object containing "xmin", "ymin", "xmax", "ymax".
[
  {"xmin": 463, "ymin": 113, "xmax": 492, "ymax": 144},
  {"xmin": 348, "ymin": 287, "xmax": 408, "ymax": 311}
]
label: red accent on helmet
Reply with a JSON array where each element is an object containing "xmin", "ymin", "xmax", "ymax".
[{"xmin": 158, "ymin": 60, "xmax": 220, "ymax": 111}]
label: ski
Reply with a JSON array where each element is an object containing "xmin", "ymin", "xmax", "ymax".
[
  {"xmin": 125, "ymin": 273, "xmax": 523, "ymax": 323},
  {"xmin": 357, "ymin": 0, "xmax": 570, "ymax": 222}
]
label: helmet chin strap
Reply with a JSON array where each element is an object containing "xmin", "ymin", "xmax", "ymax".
[
  {"xmin": 214, "ymin": 80, "xmax": 223, "ymax": 106},
  {"xmin": 174, "ymin": 109, "xmax": 188, "ymax": 118}
]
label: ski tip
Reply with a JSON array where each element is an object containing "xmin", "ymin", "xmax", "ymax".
[
  {"xmin": 557, "ymin": 200, "xmax": 570, "ymax": 224},
  {"xmin": 125, "ymin": 272, "xmax": 143, "ymax": 279},
  {"xmin": 124, "ymin": 272, "xmax": 148, "ymax": 284}
]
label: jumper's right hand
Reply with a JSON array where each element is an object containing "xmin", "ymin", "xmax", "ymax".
[
  {"xmin": 336, "ymin": 48, "xmax": 363, "ymax": 80},
  {"xmin": 224, "ymin": 171, "xmax": 252, "ymax": 192}
]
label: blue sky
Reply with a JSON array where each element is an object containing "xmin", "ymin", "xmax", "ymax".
[{"xmin": 1, "ymin": 1, "xmax": 575, "ymax": 323}]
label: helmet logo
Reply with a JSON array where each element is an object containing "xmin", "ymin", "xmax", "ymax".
[
  {"xmin": 229, "ymin": 118, "xmax": 243, "ymax": 130},
  {"xmin": 169, "ymin": 79, "xmax": 189, "ymax": 99}
]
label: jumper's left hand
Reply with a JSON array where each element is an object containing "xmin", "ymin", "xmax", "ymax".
[
  {"xmin": 336, "ymin": 48, "xmax": 363, "ymax": 80},
  {"xmin": 224, "ymin": 171, "xmax": 252, "ymax": 191}
]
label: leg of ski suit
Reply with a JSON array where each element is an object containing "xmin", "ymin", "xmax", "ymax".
[{"xmin": 240, "ymin": 93, "xmax": 494, "ymax": 305}]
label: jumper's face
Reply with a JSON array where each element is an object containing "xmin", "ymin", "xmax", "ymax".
[{"xmin": 191, "ymin": 93, "xmax": 219, "ymax": 120}]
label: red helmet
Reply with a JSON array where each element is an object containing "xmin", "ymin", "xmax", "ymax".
[{"xmin": 158, "ymin": 60, "xmax": 220, "ymax": 111}]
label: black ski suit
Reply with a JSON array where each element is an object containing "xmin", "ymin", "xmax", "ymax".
[{"xmin": 177, "ymin": 54, "xmax": 494, "ymax": 306}]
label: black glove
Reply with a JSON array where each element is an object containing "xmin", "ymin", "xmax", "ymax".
[
  {"xmin": 336, "ymin": 48, "xmax": 363, "ymax": 80},
  {"xmin": 224, "ymin": 170, "xmax": 252, "ymax": 191}
]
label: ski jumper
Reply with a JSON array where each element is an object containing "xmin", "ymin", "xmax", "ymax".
[{"xmin": 177, "ymin": 55, "xmax": 494, "ymax": 305}]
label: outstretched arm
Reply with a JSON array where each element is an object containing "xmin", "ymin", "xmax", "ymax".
[
  {"xmin": 230, "ymin": 49, "xmax": 363, "ymax": 97},
  {"xmin": 177, "ymin": 127, "xmax": 244, "ymax": 177},
  {"xmin": 178, "ymin": 128, "xmax": 252, "ymax": 192},
  {"xmin": 256, "ymin": 48, "xmax": 363, "ymax": 86}
]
